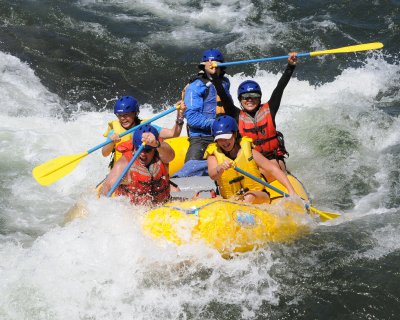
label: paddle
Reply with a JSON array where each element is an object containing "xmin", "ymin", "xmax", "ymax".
[
  {"xmin": 213, "ymin": 42, "xmax": 384, "ymax": 67},
  {"xmin": 233, "ymin": 166, "xmax": 341, "ymax": 221},
  {"xmin": 32, "ymin": 106, "xmax": 178, "ymax": 186},
  {"xmin": 107, "ymin": 144, "xmax": 145, "ymax": 197}
]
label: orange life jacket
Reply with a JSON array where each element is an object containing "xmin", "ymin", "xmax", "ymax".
[
  {"xmin": 238, "ymin": 102, "xmax": 286, "ymax": 159},
  {"xmin": 115, "ymin": 144, "xmax": 170, "ymax": 205}
]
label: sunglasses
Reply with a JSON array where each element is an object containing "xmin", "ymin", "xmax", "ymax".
[
  {"xmin": 116, "ymin": 113, "xmax": 135, "ymax": 118},
  {"xmin": 240, "ymin": 92, "xmax": 261, "ymax": 100}
]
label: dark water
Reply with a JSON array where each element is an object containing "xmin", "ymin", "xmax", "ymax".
[
  {"xmin": 1, "ymin": 0, "xmax": 399, "ymax": 110},
  {"xmin": 1, "ymin": 1, "xmax": 400, "ymax": 319}
]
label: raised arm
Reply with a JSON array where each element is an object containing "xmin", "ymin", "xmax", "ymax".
[
  {"xmin": 211, "ymin": 74, "xmax": 240, "ymax": 121},
  {"xmin": 268, "ymin": 52, "xmax": 297, "ymax": 123}
]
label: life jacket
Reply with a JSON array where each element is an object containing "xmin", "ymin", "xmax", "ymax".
[
  {"xmin": 103, "ymin": 120, "xmax": 133, "ymax": 166},
  {"xmin": 238, "ymin": 102, "xmax": 287, "ymax": 159},
  {"xmin": 204, "ymin": 137, "xmax": 266, "ymax": 199},
  {"xmin": 115, "ymin": 148, "xmax": 170, "ymax": 205}
]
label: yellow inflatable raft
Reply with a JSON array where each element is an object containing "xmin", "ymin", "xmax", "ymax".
[
  {"xmin": 142, "ymin": 174, "xmax": 313, "ymax": 256},
  {"xmin": 164, "ymin": 136, "xmax": 190, "ymax": 176}
]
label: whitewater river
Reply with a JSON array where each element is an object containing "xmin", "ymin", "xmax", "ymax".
[{"xmin": 0, "ymin": 1, "xmax": 399, "ymax": 319}]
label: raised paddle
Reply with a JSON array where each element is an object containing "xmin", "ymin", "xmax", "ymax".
[
  {"xmin": 32, "ymin": 106, "xmax": 178, "ymax": 186},
  {"xmin": 213, "ymin": 42, "xmax": 384, "ymax": 67},
  {"xmin": 106, "ymin": 144, "xmax": 145, "ymax": 197},
  {"xmin": 233, "ymin": 166, "xmax": 341, "ymax": 221}
]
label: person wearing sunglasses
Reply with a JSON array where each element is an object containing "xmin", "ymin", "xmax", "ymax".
[
  {"xmin": 214, "ymin": 52, "xmax": 298, "ymax": 176},
  {"xmin": 100, "ymin": 124, "xmax": 175, "ymax": 205}
]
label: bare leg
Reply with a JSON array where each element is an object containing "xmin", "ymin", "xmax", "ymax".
[
  {"xmin": 243, "ymin": 190, "xmax": 270, "ymax": 204},
  {"xmin": 277, "ymin": 159, "xmax": 287, "ymax": 174}
]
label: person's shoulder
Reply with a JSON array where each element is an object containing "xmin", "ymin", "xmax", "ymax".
[
  {"xmin": 188, "ymin": 78, "xmax": 206, "ymax": 88},
  {"xmin": 186, "ymin": 78, "xmax": 208, "ymax": 95},
  {"xmin": 114, "ymin": 153, "xmax": 129, "ymax": 169}
]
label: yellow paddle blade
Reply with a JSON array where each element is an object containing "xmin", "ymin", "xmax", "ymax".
[
  {"xmin": 32, "ymin": 152, "xmax": 89, "ymax": 186},
  {"xmin": 310, "ymin": 42, "xmax": 383, "ymax": 57},
  {"xmin": 309, "ymin": 206, "xmax": 341, "ymax": 221}
]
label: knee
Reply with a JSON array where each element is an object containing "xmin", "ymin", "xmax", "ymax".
[{"xmin": 243, "ymin": 193, "xmax": 256, "ymax": 204}]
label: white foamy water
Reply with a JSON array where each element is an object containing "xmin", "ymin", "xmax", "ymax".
[
  {"xmin": 76, "ymin": 0, "xmax": 276, "ymax": 52},
  {"xmin": 1, "ymin": 44, "xmax": 399, "ymax": 319}
]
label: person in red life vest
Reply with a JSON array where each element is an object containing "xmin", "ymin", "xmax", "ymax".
[
  {"xmin": 215, "ymin": 53, "xmax": 298, "ymax": 177},
  {"xmin": 205, "ymin": 116, "xmax": 296, "ymax": 204},
  {"xmin": 100, "ymin": 124, "xmax": 175, "ymax": 205}
]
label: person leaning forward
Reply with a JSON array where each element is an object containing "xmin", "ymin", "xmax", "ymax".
[{"xmin": 100, "ymin": 124, "xmax": 175, "ymax": 206}]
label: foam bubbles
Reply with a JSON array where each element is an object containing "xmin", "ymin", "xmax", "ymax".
[
  {"xmin": 0, "ymin": 195, "xmax": 282, "ymax": 319},
  {"xmin": 0, "ymin": 52, "xmax": 62, "ymax": 117}
]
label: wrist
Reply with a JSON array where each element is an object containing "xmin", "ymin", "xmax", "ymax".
[
  {"xmin": 176, "ymin": 117, "xmax": 184, "ymax": 125},
  {"xmin": 155, "ymin": 140, "xmax": 161, "ymax": 148}
]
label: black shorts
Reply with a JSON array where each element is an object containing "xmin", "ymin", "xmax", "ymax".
[{"xmin": 184, "ymin": 136, "xmax": 214, "ymax": 162}]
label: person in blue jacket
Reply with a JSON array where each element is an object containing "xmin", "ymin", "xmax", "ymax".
[{"xmin": 183, "ymin": 48, "xmax": 234, "ymax": 163}]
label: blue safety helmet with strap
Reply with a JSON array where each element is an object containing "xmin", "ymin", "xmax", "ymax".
[
  {"xmin": 201, "ymin": 48, "xmax": 224, "ymax": 62},
  {"xmin": 237, "ymin": 80, "xmax": 262, "ymax": 98},
  {"xmin": 133, "ymin": 124, "xmax": 159, "ymax": 150},
  {"xmin": 114, "ymin": 96, "xmax": 139, "ymax": 114},
  {"xmin": 212, "ymin": 115, "xmax": 238, "ymax": 140}
]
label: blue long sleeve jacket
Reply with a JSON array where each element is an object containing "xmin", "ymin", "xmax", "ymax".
[{"xmin": 184, "ymin": 77, "xmax": 231, "ymax": 137}]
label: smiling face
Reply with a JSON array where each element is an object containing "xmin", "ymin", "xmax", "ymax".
[
  {"xmin": 116, "ymin": 112, "xmax": 137, "ymax": 129},
  {"xmin": 215, "ymin": 134, "xmax": 236, "ymax": 153},
  {"xmin": 239, "ymin": 93, "xmax": 261, "ymax": 112}
]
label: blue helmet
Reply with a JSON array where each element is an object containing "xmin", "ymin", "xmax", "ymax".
[
  {"xmin": 237, "ymin": 80, "xmax": 262, "ymax": 98},
  {"xmin": 201, "ymin": 49, "xmax": 224, "ymax": 62},
  {"xmin": 212, "ymin": 116, "xmax": 238, "ymax": 140},
  {"xmin": 133, "ymin": 124, "xmax": 159, "ymax": 150},
  {"xmin": 114, "ymin": 96, "xmax": 139, "ymax": 114}
]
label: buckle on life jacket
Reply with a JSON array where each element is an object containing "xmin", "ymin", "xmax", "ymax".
[
  {"xmin": 229, "ymin": 175, "xmax": 244, "ymax": 184},
  {"xmin": 236, "ymin": 187, "xmax": 249, "ymax": 196},
  {"xmin": 253, "ymin": 134, "xmax": 278, "ymax": 145},
  {"xmin": 243, "ymin": 123, "xmax": 267, "ymax": 134}
]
